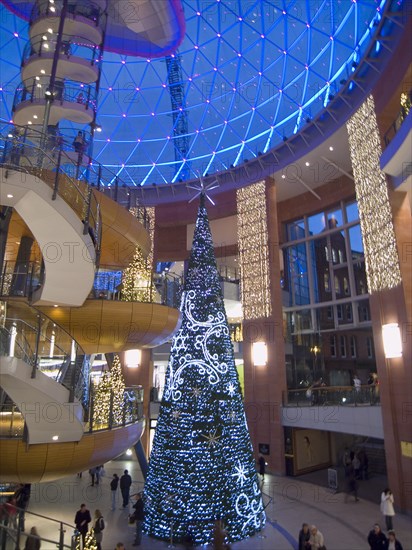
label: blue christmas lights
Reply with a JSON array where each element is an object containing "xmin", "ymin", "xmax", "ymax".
[{"xmin": 144, "ymin": 195, "xmax": 265, "ymax": 545}]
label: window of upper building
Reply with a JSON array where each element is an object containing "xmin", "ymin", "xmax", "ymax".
[
  {"xmin": 330, "ymin": 335, "xmax": 336, "ymax": 357},
  {"xmin": 340, "ymin": 335, "xmax": 347, "ymax": 357},
  {"xmin": 350, "ymin": 336, "xmax": 357, "ymax": 358}
]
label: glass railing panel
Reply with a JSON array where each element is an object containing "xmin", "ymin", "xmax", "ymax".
[{"xmin": 283, "ymin": 386, "xmax": 380, "ymax": 407}]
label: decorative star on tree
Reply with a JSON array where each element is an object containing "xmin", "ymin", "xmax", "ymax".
[
  {"xmin": 201, "ymin": 428, "xmax": 221, "ymax": 448},
  {"xmin": 144, "ymin": 194, "xmax": 265, "ymax": 545},
  {"xmin": 191, "ymin": 387, "xmax": 202, "ymax": 399},
  {"xmin": 187, "ymin": 172, "xmax": 219, "ymax": 205},
  {"xmin": 171, "ymin": 409, "xmax": 182, "ymax": 421},
  {"xmin": 232, "ymin": 461, "xmax": 248, "ymax": 487},
  {"xmin": 227, "ymin": 382, "xmax": 236, "ymax": 397}
]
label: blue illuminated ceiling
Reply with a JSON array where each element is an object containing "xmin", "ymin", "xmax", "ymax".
[{"xmin": 0, "ymin": 1, "xmax": 390, "ymax": 186}]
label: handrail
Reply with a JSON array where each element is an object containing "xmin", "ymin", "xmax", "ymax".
[
  {"xmin": 13, "ymin": 77, "xmax": 98, "ymax": 113},
  {"xmin": 0, "ymin": 503, "xmax": 75, "ymax": 550},
  {"xmin": 383, "ymin": 91, "xmax": 412, "ymax": 146},
  {"xmin": 30, "ymin": 0, "xmax": 107, "ymax": 30},
  {"xmin": 92, "ymin": 267, "xmax": 182, "ymax": 309},
  {"xmin": 0, "ymin": 120, "xmax": 151, "ymax": 229},
  {"xmin": 0, "ymin": 132, "xmax": 101, "ymax": 263},
  {"xmin": 22, "ymin": 31, "xmax": 102, "ymax": 67},
  {"xmin": 283, "ymin": 385, "xmax": 380, "ymax": 407}
]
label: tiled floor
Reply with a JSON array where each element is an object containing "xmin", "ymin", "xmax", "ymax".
[{"xmin": 19, "ymin": 459, "xmax": 412, "ymax": 550}]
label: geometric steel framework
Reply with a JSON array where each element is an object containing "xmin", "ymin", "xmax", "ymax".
[{"xmin": 0, "ymin": 1, "xmax": 388, "ymax": 185}]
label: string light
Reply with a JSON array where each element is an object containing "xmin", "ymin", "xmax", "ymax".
[
  {"xmin": 121, "ymin": 246, "xmax": 154, "ymax": 302},
  {"xmin": 237, "ymin": 182, "xmax": 271, "ymax": 319},
  {"xmin": 346, "ymin": 95, "xmax": 401, "ymax": 293},
  {"xmin": 92, "ymin": 355, "xmax": 126, "ymax": 427},
  {"xmin": 144, "ymin": 195, "xmax": 265, "ymax": 545}
]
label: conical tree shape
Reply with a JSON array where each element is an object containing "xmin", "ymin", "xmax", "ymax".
[{"xmin": 144, "ymin": 195, "xmax": 265, "ymax": 545}]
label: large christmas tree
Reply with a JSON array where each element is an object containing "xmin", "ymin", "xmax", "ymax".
[{"xmin": 144, "ymin": 195, "xmax": 265, "ymax": 545}]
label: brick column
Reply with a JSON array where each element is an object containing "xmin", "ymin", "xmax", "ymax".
[{"xmin": 241, "ymin": 177, "xmax": 287, "ymax": 474}]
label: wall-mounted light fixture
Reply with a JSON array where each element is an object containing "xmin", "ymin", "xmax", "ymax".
[
  {"xmin": 125, "ymin": 349, "xmax": 142, "ymax": 368},
  {"xmin": 252, "ymin": 342, "xmax": 267, "ymax": 366},
  {"xmin": 382, "ymin": 323, "xmax": 402, "ymax": 359}
]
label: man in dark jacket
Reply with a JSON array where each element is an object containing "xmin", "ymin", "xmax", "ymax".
[
  {"xmin": 120, "ymin": 470, "xmax": 132, "ymax": 507},
  {"xmin": 111, "ymin": 473, "xmax": 120, "ymax": 510},
  {"xmin": 132, "ymin": 493, "xmax": 144, "ymax": 546},
  {"xmin": 368, "ymin": 524, "xmax": 387, "ymax": 549},
  {"xmin": 74, "ymin": 503, "xmax": 91, "ymax": 545}
]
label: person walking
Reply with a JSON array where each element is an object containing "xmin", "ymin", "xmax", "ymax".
[
  {"xmin": 353, "ymin": 374, "xmax": 361, "ymax": 404},
  {"xmin": 381, "ymin": 488, "xmax": 395, "ymax": 531},
  {"xmin": 24, "ymin": 526, "xmax": 41, "ymax": 550},
  {"xmin": 92, "ymin": 509, "xmax": 105, "ymax": 550},
  {"xmin": 258, "ymin": 455, "xmax": 266, "ymax": 482},
  {"xmin": 308, "ymin": 525, "xmax": 325, "ymax": 550},
  {"xmin": 131, "ymin": 493, "xmax": 144, "ymax": 546},
  {"xmin": 89, "ymin": 466, "xmax": 97, "ymax": 486},
  {"xmin": 15, "ymin": 483, "xmax": 31, "ymax": 531},
  {"xmin": 344, "ymin": 462, "xmax": 359, "ymax": 502},
  {"xmin": 385, "ymin": 530, "xmax": 403, "ymax": 550},
  {"xmin": 110, "ymin": 473, "xmax": 120, "ymax": 511},
  {"xmin": 74, "ymin": 503, "xmax": 91, "ymax": 546},
  {"xmin": 298, "ymin": 523, "xmax": 311, "ymax": 550},
  {"xmin": 358, "ymin": 449, "xmax": 369, "ymax": 480},
  {"xmin": 368, "ymin": 524, "xmax": 387, "ymax": 549},
  {"xmin": 120, "ymin": 470, "xmax": 132, "ymax": 508}
]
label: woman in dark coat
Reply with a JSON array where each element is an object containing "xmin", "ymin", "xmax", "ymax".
[{"xmin": 298, "ymin": 523, "xmax": 311, "ymax": 550}]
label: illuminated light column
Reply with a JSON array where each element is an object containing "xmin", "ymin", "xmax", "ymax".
[
  {"xmin": 237, "ymin": 179, "xmax": 287, "ymax": 475},
  {"xmin": 347, "ymin": 95, "xmax": 411, "ymax": 512}
]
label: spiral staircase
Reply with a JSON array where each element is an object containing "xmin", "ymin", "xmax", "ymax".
[{"xmin": 0, "ymin": 0, "xmax": 185, "ymax": 483}]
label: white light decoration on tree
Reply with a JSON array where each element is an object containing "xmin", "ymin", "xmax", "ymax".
[
  {"xmin": 237, "ymin": 182, "xmax": 271, "ymax": 319},
  {"xmin": 346, "ymin": 95, "xmax": 402, "ymax": 293},
  {"xmin": 144, "ymin": 194, "xmax": 265, "ymax": 545}
]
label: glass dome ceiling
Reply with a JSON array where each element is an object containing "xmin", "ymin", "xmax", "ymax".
[{"xmin": 0, "ymin": 0, "xmax": 388, "ymax": 186}]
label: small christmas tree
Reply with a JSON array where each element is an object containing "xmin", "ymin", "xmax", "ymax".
[
  {"xmin": 92, "ymin": 355, "xmax": 125, "ymax": 427},
  {"xmin": 121, "ymin": 246, "xmax": 153, "ymax": 302},
  {"xmin": 144, "ymin": 194, "xmax": 265, "ymax": 545}
]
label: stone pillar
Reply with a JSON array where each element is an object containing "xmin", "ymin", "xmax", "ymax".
[
  {"xmin": 369, "ymin": 189, "xmax": 412, "ymax": 513},
  {"xmin": 121, "ymin": 348, "xmax": 153, "ymax": 456}
]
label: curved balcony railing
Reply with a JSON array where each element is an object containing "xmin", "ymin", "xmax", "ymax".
[
  {"xmin": 383, "ymin": 91, "xmax": 412, "ymax": 146},
  {"xmin": 0, "ymin": 122, "xmax": 151, "ymax": 229},
  {"xmin": 13, "ymin": 78, "xmax": 98, "ymax": 114},
  {"xmin": 0, "ymin": 131, "xmax": 101, "ymax": 260},
  {"xmin": 88, "ymin": 384, "xmax": 144, "ymax": 432},
  {"xmin": 0, "ymin": 261, "xmax": 43, "ymax": 301},
  {"xmin": 0, "ymin": 315, "xmax": 73, "ymax": 372},
  {"xmin": 0, "ymin": 505, "xmax": 75, "ymax": 549},
  {"xmin": 92, "ymin": 268, "xmax": 182, "ymax": 309},
  {"xmin": 283, "ymin": 385, "xmax": 381, "ymax": 407},
  {"xmin": 22, "ymin": 32, "xmax": 102, "ymax": 68},
  {"xmin": 30, "ymin": 0, "xmax": 107, "ymax": 31}
]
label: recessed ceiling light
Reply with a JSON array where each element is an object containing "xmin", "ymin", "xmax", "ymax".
[
  {"xmin": 53, "ymin": 304, "xmax": 59, "ymax": 307},
  {"xmin": 305, "ymin": 161, "xmax": 310, "ymax": 167},
  {"xmin": 7, "ymin": 194, "xmax": 13, "ymax": 198},
  {"xmin": 126, "ymin": 449, "xmax": 132, "ymax": 456},
  {"xmin": 281, "ymin": 174, "xmax": 286, "ymax": 179},
  {"xmin": 329, "ymin": 146, "xmax": 334, "ymax": 151},
  {"xmin": 52, "ymin": 435, "xmax": 59, "ymax": 441},
  {"xmin": 40, "ymin": 69, "xmax": 45, "ymax": 74}
]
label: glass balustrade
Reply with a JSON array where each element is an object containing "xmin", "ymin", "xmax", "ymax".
[
  {"xmin": 22, "ymin": 32, "xmax": 102, "ymax": 67},
  {"xmin": 283, "ymin": 385, "xmax": 380, "ymax": 407}
]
